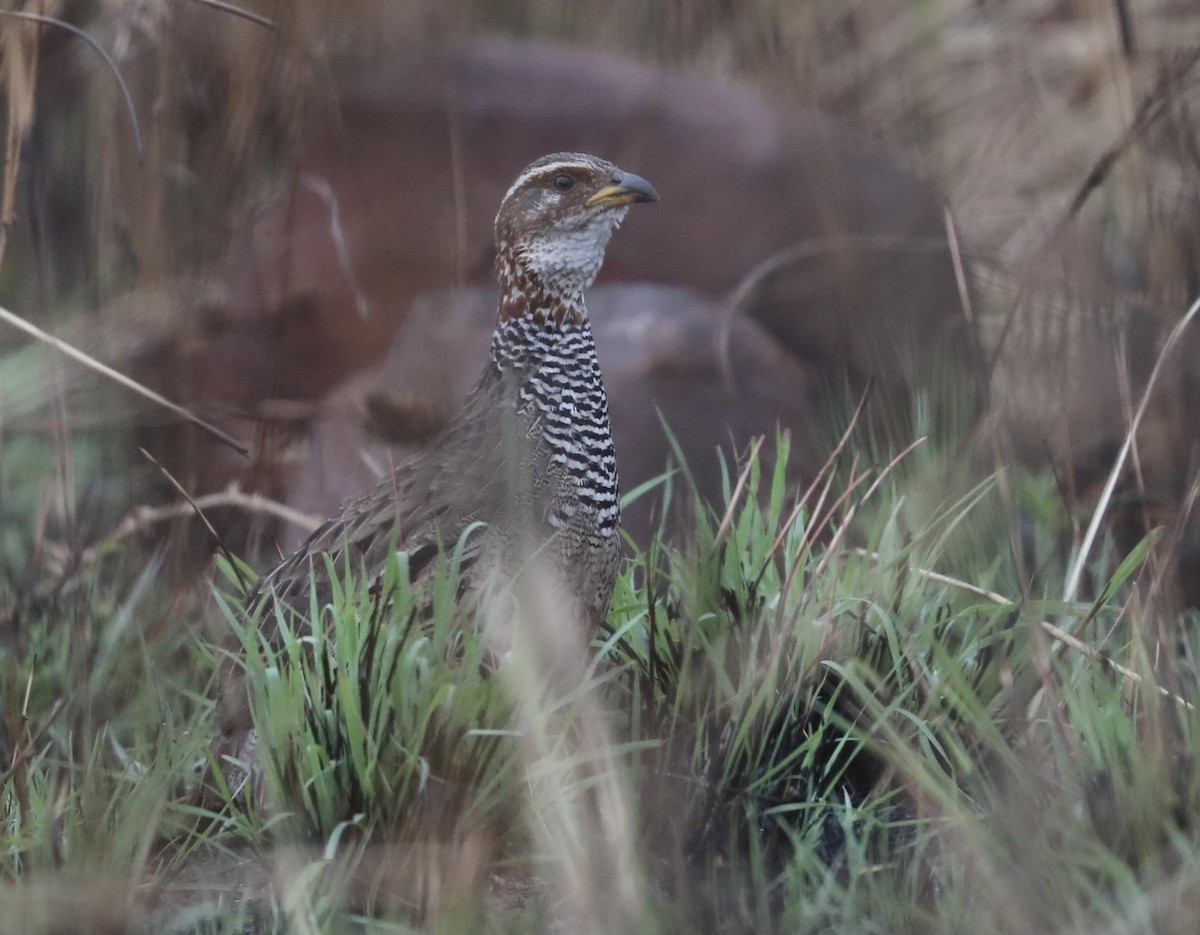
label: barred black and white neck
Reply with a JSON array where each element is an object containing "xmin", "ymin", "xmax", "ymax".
[
  {"xmin": 491, "ymin": 207, "xmax": 613, "ymax": 535},
  {"xmin": 490, "ymin": 287, "xmax": 620, "ymax": 537}
]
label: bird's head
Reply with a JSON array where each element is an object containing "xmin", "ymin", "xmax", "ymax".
[{"xmin": 494, "ymin": 152, "xmax": 659, "ymax": 301}]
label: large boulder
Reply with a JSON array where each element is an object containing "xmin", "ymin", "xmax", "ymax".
[
  {"xmin": 112, "ymin": 38, "xmax": 976, "ymax": 548},
  {"xmin": 203, "ymin": 38, "xmax": 974, "ymax": 417}
]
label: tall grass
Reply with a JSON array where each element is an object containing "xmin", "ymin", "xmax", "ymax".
[{"xmin": 31, "ymin": 435, "xmax": 1170, "ymax": 933}]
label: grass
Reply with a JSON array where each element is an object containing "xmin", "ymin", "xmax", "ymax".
[{"xmin": 3, "ymin": 426, "xmax": 1199, "ymax": 933}]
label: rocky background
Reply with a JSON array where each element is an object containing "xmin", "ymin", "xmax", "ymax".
[{"xmin": 2, "ymin": 0, "xmax": 1198, "ymax": 598}]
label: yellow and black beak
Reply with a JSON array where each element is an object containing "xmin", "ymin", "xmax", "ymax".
[{"xmin": 586, "ymin": 171, "xmax": 660, "ymax": 208}]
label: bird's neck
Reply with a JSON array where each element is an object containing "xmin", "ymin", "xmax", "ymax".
[
  {"xmin": 488, "ymin": 253, "xmax": 599, "ymax": 379},
  {"xmin": 495, "ymin": 247, "xmax": 588, "ymax": 328}
]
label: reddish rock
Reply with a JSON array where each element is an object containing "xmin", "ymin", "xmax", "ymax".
[
  {"xmin": 124, "ymin": 39, "xmax": 974, "ymax": 547},
  {"xmin": 210, "ymin": 38, "xmax": 971, "ymax": 412}
]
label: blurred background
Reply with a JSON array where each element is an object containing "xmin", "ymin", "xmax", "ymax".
[
  {"xmin": 1, "ymin": 0, "xmax": 1198, "ymax": 601},
  {"xmin": 2, "ymin": 2, "xmax": 1200, "ymax": 931}
]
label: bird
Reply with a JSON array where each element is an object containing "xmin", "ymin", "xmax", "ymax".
[{"xmin": 251, "ymin": 152, "xmax": 659, "ymax": 624}]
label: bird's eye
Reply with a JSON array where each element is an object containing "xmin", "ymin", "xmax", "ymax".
[{"xmin": 552, "ymin": 174, "xmax": 575, "ymax": 191}]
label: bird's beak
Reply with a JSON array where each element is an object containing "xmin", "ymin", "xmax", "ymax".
[{"xmin": 586, "ymin": 171, "xmax": 660, "ymax": 208}]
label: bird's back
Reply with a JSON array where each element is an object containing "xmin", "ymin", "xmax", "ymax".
[{"xmin": 253, "ymin": 326, "xmax": 620, "ymax": 620}]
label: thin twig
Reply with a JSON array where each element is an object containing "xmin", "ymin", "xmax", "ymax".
[
  {"xmin": 79, "ymin": 485, "xmax": 320, "ymax": 570},
  {"xmin": 0, "ymin": 10, "xmax": 144, "ymax": 164},
  {"xmin": 803, "ymin": 437, "xmax": 927, "ymax": 592},
  {"xmin": 780, "ymin": 456, "xmax": 873, "ymax": 628},
  {"xmin": 852, "ymin": 549, "xmax": 1194, "ymax": 712},
  {"xmin": 301, "ymin": 174, "xmax": 369, "ymax": 319},
  {"xmin": 139, "ymin": 449, "xmax": 252, "ymax": 595},
  {"xmin": 0, "ymin": 303, "xmax": 248, "ymax": 457},
  {"xmin": 760, "ymin": 379, "xmax": 874, "ymax": 573},
  {"xmin": 1060, "ymin": 50, "xmax": 1200, "ymax": 223},
  {"xmin": 715, "ymin": 234, "xmax": 955, "ymax": 390},
  {"xmin": 986, "ymin": 55, "xmax": 1200, "ymax": 381},
  {"xmin": 758, "ymin": 382, "xmax": 875, "ymax": 621},
  {"xmin": 1063, "ymin": 293, "xmax": 1200, "ymax": 603},
  {"xmin": 187, "ymin": 0, "xmax": 279, "ymax": 31},
  {"xmin": 0, "ymin": 6, "xmax": 39, "ymax": 270},
  {"xmin": 713, "ymin": 436, "xmax": 765, "ymax": 546},
  {"xmin": 0, "ymin": 697, "xmax": 65, "ymax": 788},
  {"xmin": 142, "ymin": 487, "xmax": 319, "ymax": 535},
  {"xmin": 943, "ymin": 207, "xmax": 974, "ymax": 326}
]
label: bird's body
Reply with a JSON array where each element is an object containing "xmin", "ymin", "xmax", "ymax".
[{"xmin": 254, "ymin": 153, "xmax": 658, "ymax": 622}]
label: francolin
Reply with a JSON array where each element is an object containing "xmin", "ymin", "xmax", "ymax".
[{"xmin": 253, "ymin": 153, "xmax": 659, "ymax": 622}]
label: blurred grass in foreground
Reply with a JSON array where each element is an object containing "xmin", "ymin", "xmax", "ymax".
[{"xmin": 2, "ymin": 432, "xmax": 1198, "ymax": 934}]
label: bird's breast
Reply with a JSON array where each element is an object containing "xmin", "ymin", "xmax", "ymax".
[{"xmin": 493, "ymin": 322, "xmax": 620, "ymax": 539}]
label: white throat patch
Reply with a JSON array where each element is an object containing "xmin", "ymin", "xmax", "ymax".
[{"xmin": 517, "ymin": 209, "xmax": 627, "ymax": 296}]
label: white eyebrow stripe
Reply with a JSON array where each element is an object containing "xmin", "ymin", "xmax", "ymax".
[{"xmin": 502, "ymin": 157, "xmax": 605, "ymax": 202}]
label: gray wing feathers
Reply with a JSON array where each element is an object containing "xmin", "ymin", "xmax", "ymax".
[{"xmin": 251, "ymin": 369, "xmax": 536, "ymax": 608}]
